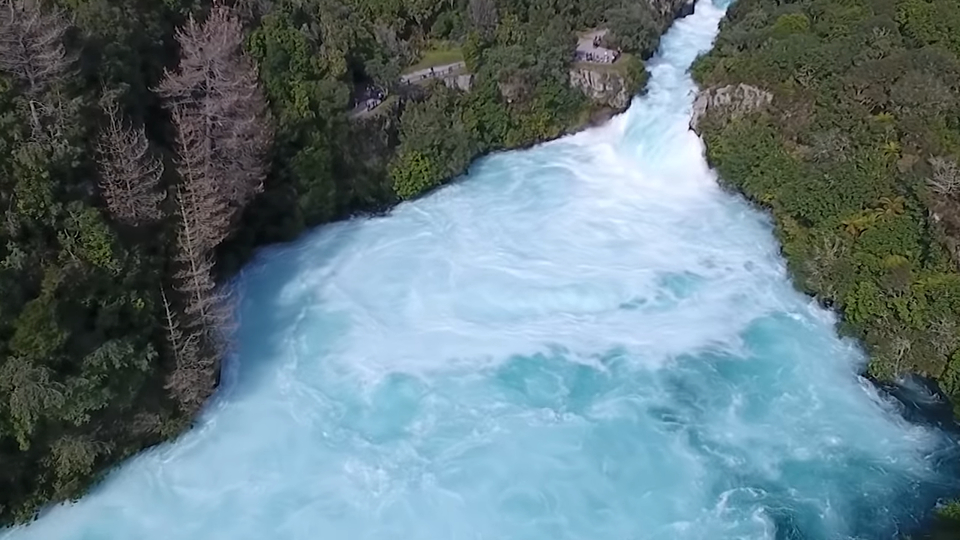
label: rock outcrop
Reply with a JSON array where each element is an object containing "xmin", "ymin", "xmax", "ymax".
[
  {"xmin": 443, "ymin": 73, "xmax": 474, "ymax": 92},
  {"xmin": 568, "ymin": 0, "xmax": 694, "ymax": 111},
  {"xmin": 569, "ymin": 67, "xmax": 631, "ymax": 110},
  {"xmin": 690, "ymin": 83, "xmax": 773, "ymax": 130},
  {"xmin": 652, "ymin": 0, "xmax": 696, "ymax": 21}
]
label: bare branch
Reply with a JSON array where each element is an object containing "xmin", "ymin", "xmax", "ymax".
[
  {"xmin": 929, "ymin": 156, "xmax": 960, "ymax": 196},
  {"xmin": 931, "ymin": 317, "xmax": 959, "ymax": 356},
  {"xmin": 160, "ymin": 285, "xmax": 186, "ymax": 368},
  {"xmin": 162, "ymin": 281, "xmax": 222, "ymax": 413},
  {"xmin": 172, "ymin": 183, "xmax": 232, "ymax": 329},
  {"xmin": 158, "ymin": 5, "xmax": 272, "ymax": 214},
  {"xmin": 170, "ymin": 106, "xmax": 233, "ymax": 252},
  {"xmin": 0, "ymin": 0, "xmax": 72, "ymax": 96},
  {"xmin": 96, "ymin": 98, "xmax": 165, "ymax": 225},
  {"xmin": 157, "ymin": 5, "xmax": 272, "ymax": 413},
  {"xmin": 164, "ymin": 327, "xmax": 216, "ymax": 414}
]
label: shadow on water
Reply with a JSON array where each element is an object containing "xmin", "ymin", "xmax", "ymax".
[
  {"xmin": 879, "ymin": 376, "xmax": 960, "ymax": 435},
  {"xmin": 873, "ymin": 375, "xmax": 960, "ymax": 539},
  {"xmin": 217, "ymin": 219, "xmax": 366, "ymax": 402}
]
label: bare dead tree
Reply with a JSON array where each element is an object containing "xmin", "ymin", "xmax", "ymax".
[
  {"xmin": 96, "ymin": 98, "xmax": 165, "ymax": 225},
  {"xmin": 161, "ymin": 285, "xmax": 216, "ymax": 413},
  {"xmin": 163, "ymin": 220, "xmax": 230, "ymax": 414},
  {"xmin": 929, "ymin": 156, "xmax": 960, "ymax": 196},
  {"xmin": 0, "ymin": 0, "xmax": 71, "ymax": 96},
  {"xmin": 0, "ymin": 0, "xmax": 77, "ymax": 140},
  {"xmin": 931, "ymin": 317, "xmax": 959, "ymax": 357},
  {"xmin": 157, "ymin": 5, "xmax": 271, "ymax": 413},
  {"xmin": 172, "ymin": 184, "xmax": 231, "ymax": 331},
  {"xmin": 162, "ymin": 180, "xmax": 232, "ymax": 411},
  {"xmin": 160, "ymin": 286, "xmax": 188, "ymax": 373},
  {"xmin": 158, "ymin": 5, "xmax": 272, "ymax": 214},
  {"xmin": 170, "ymin": 106, "xmax": 234, "ymax": 253},
  {"xmin": 804, "ymin": 235, "xmax": 844, "ymax": 301},
  {"xmin": 892, "ymin": 334, "xmax": 912, "ymax": 374}
]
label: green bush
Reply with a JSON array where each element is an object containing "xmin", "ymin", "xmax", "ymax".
[{"xmin": 695, "ymin": 0, "xmax": 960, "ymax": 404}]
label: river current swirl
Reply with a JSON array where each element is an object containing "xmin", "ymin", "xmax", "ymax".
[{"xmin": 4, "ymin": 2, "xmax": 959, "ymax": 539}]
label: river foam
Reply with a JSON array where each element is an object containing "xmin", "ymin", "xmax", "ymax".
[{"xmin": 4, "ymin": 1, "xmax": 958, "ymax": 539}]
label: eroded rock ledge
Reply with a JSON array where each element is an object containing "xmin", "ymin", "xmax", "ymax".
[
  {"xmin": 690, "ymin": 83, "xmax": 773, "ymax": 131},
  {"xmin": 569, "ymin": 68, "xmax": 632, "ymax": 110}
]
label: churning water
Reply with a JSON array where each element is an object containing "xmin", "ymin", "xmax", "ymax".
[{"xmin": 5, "ymin": 2, "xmax": 960, "ymax": 539}]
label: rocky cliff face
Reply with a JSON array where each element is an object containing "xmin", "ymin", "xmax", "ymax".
[
  {"xmin": 653, "ymin": 0, "xmax": 696, "ymax": 19},
  {"xmin": 442, "ymin": 73, "xmax": 474, "ymax": 92},
  {"xmin": 568, "ymin": 0, "xmax": 695, "ymax": 111},
  {"xmin": 569, "ymin": 68, "xmax": 631, "ymax": 110},
  {"xmin": 690, "ymin": 83, "xmax": 773, "ymax": 130}
]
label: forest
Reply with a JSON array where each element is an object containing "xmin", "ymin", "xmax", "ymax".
[
  {"xmin": 0, "ymin": 0, "xmax": 689, "ymax": 525},
  {"xmin": 692, "ymin": 0, "xmax": 960, "ymax": 535}
]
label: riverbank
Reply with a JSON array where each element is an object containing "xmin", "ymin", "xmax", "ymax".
[
  {"xmin": 691, "ymin": 0, "xmax": 960, "ymax": 534},
  {"xmin": 0, "ymin": 0, "xmax": 706, "ymax": 526},
  {"xmin": 223, "ymin": 1, "xmax": 694, "ymax": 265},
  {"xmin": 7, "ymin": 3, "xmax": 953, "ymax": 537}
]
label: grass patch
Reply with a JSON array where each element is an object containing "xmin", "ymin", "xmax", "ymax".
[{"xmin": 403, "ymin": 47, "xmax": 464, "ymax": 74}]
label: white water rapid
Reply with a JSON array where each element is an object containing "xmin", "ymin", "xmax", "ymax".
[{"xmin": 4, "ymin": 2, "xmax": 958, "ymax": 539}]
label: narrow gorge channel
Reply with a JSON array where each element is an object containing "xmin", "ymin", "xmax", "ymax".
[{"xmin": 4, "ymin": 1, "xmax": 959, "ymax": 539}]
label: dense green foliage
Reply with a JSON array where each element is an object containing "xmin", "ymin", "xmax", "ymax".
[
  {"xmin": 0, "ymin": 0, "xmax": 687, "ymax": 526},
  {"xmin": 234, "ymin": 0, "xmax": 680, "ymax": 254},
  {"xmin": 7, "ymin": 0, "xmax": 960, "ymax": 532},
  {"xmin": 381, "ymin": 0, "xmax": 676, "ymax": 199},
  {"xmin": 695, "ymin": 0, "xmax": 960, "ymax": 382},
  {"xmin": 694, "ymin": 2, "xmax": 960, "ymax": 532},
  {"xmin": 0, "ymin": 0, "xmax": 184, "ymax": 523}
]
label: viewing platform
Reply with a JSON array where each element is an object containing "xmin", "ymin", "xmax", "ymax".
[
  {"xmin": 400, "ymin": 61, "xmax": 467, "ymax": 85},
  {"xmin": 575, "ymin": 29, "xmax": 619, "ymax": 64}
]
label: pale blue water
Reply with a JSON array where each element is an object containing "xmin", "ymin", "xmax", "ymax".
[{"xmin": 5, "ymin": 2, "xmax": 959, "ymax": 539}]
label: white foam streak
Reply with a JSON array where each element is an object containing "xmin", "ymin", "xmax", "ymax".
[{"xmin": 2, "ymin": 2, "xmax": 955, "ymax": 539}]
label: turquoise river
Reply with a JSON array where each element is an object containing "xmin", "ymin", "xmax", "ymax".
[{"xmin": 3, "ymin": 1, "xmax": 960, "ymax": 539}]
